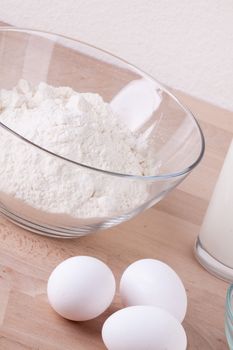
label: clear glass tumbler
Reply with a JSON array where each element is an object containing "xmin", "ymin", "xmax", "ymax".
[
  {"xmin": 226, "ymin": 284, "xmax": 233, "ymax": 349},
  {"xmin": 195, "ymin": 139, "xmax": 233, "ymax": 281}
]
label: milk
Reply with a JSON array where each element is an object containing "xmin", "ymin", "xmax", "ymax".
[{"xmin": 198, "ymin": 139, "xmax": 233, "ymax": 268}]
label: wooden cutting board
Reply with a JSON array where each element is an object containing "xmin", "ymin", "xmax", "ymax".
[{"xmin": 0, "ymin": 24, "xmax": 231, "ymax": 350}]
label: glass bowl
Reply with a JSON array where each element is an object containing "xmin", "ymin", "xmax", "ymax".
[
  {"xmin": 226, "ymin": 284, "xmax": 233, "ymax": 349},
  {"xmin": 0, "ymin": 27, "xmax": 205, "ymax": 238}
]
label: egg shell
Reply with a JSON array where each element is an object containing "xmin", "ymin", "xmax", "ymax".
[
  {"xmin": 120, "ymin": 259, "xmax": 187, "ymax": 322},
  {"xmin": 47, "ymin": 256, "xmax": 116, "ymax": 321},
  {"xmin": 102, "ymin": 305, "xmax": 187, "ymax": 350}
]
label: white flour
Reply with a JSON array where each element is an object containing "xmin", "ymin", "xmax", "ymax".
[{"xmin": 0, "ymin": 80, "xmax": 157, "ymax": 218}]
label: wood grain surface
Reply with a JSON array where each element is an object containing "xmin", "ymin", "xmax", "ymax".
[{"xmin": 0, "ymin": 24, "xmax": 231, "ymax": 350}]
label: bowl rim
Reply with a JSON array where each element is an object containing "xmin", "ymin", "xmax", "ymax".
[
  {"xmin": 0, "ymin": 26, "xmax": 205, "ymax": 181},
  {"xmin": 226, "ymin": 284, "xmax": 233, "ymax": 320}
]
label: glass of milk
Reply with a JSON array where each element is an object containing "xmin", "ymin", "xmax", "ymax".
[{"xmin": 195, "ymin": 139, "xmax": 233, "ymax": 281}]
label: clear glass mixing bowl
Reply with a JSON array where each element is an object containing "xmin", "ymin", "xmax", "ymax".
[{"xmin": 0, "ymin": 27, "xmax": 205, "ymax": 238}]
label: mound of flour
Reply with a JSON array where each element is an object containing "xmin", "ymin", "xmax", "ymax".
[{"xmin": 0, "ymin": 80, "xmax": 157, "ymax": 218}]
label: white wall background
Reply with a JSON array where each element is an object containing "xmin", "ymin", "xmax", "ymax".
[{"xmin": 1, "ymin": 0, "xmax": 233, "ymax": 110}]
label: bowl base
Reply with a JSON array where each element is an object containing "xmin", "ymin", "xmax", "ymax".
[
  {"xmin": 0, "ymin": 205, "xmax": 138, "ymax": 238},
  {"xmin": 0, "ymin": 210, "xmax": 78, "ymax": 238},
  {"xmin": 0, "ymin": 195, "xmax": 163, "ymax": 238}
]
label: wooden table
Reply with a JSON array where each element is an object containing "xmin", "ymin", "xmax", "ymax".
[{"xmin": 0, "ymin": 26, "xmax": 231, "ymax": 350}]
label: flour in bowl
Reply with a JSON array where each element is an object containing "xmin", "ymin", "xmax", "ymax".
[{"xmin": 0, "ymin": 80, "xmax": 159, "ymax": 218}]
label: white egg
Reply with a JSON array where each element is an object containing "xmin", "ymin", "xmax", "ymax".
[
  {"xmin": 47, "ymin": 256, "xmax": 116, "ymax": 321},
  {"xmin": 102, "ymin": 305, "xmax": 187, "ymax": 350},
  {"xmin": 120, "ymin": 259, "xmax": 187, "ymax": 322}
]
